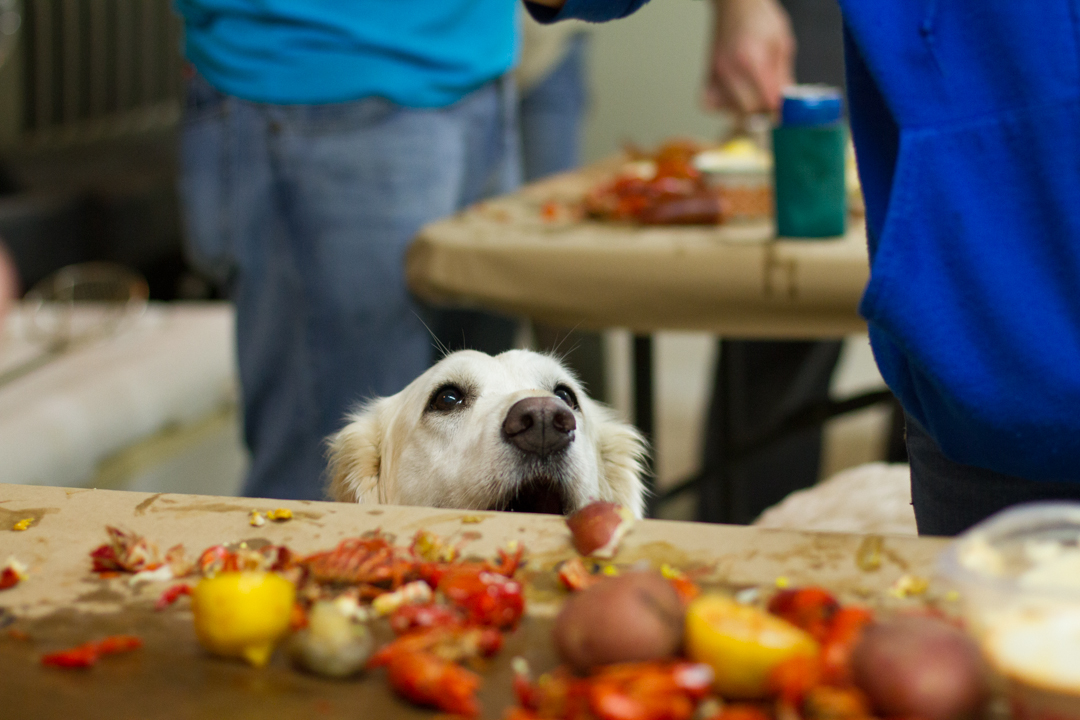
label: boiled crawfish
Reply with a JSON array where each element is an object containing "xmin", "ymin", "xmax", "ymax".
[
  {"xmin": 296, "ymin": 535, "xmax": 419, "ymax": 598},
  {"xmin": 196, "ymin": 542, "xmax": 292, "ymax": 577},
  {"xmin": 766, "ymin": 587, "xmax": 876, "ymax": 707},
  {"xmin": 367, "ymin": 538, "xmax": 526, "ymax": 715},
  {"xmin": 369, "ymin": 624, "xmax": 504, "ymax": 716},
  {"xmin": 510, "ymin": 660, "xmax": 715, "ymax": 720}
]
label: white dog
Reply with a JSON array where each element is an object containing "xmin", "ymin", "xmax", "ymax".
[{"xmin": 327, "ymin": 349, "xmax": 647, "ymax": 518}]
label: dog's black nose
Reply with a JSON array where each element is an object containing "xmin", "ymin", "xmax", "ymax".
[{"xmin": 502, "ymin": 397, "xmax": 576, "ymax": 457}]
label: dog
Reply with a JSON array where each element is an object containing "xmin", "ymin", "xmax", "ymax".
[{"xmin": 327, "ymin": 349, "xmax": 648, "ymax": 517}]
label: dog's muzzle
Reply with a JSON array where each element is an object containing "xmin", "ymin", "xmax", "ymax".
[{"xmin": 502, "ymin": 396, "xmax": 576, "ymax": 457}]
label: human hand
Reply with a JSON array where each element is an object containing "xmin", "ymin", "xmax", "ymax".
[
  {"xmin": 704, "ymin": 0, "xmax": 795, "ymax": 115},
  {"xmin": 0, "ymin": 241, "xmax": 17, "ymax": 336}
]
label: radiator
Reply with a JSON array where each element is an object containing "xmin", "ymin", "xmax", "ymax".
[{"xmin": 15, "ymin": 0, "xmax": 182, "ymax": 147}]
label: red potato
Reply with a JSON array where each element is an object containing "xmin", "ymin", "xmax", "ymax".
[
  {"xmin": 565, "ymin": 501, "xmax": 634, "ymax": 558},
  {"xmin": 553, "ymin": 571, "xmax": 685, "ymax": 672},
  {"xmin": 851, "ymin": 615, "xmax": 990, "ymax": 720}
]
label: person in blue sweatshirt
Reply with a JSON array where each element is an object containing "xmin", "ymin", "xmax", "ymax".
[
  {"xmin": 175, "ymin": 2, "xmax": 520, "ymax": 501},
  {"xmin": 530, "ymin": 0, "xmax": 1080, "ymax": 535}
]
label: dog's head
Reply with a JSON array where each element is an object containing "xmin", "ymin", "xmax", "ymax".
[{"xmin": 327, "ymin": 349, "xmax": 647, "ymax": 518}]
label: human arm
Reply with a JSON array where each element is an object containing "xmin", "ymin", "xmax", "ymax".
[
  {"xmin": 525, "ymin": 0, "xmax": 792, "ymax": 111},
  {"xmin": 704, "ymin": 0, "xmax": 795, "ymax": 114}
]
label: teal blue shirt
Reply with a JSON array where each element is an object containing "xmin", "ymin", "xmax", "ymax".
[{"xmin": 175, "ymin": 1, "xmax": 518, "ymax": 107}]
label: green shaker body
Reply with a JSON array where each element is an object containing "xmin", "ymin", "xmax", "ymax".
[{"xmin": 772, "ymin": 123, "xmax": 847, "ymax": 238}]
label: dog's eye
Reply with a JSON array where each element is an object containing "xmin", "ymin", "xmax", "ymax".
[
  {"xmin": 429, "ymin": 384, "xmax": 466, "ymax": 412},
  {"xmin": 554, "ymin": 384, "xmax": 579, "ymax": 410}
]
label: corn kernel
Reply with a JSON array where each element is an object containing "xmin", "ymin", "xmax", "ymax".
[
  {"xmin": 12, "ymin": 518, "xmax": 32, "ymax": 532},
  {"xmin": 888, "ymin": 574, "xmax": 930, "ymax": 598}
]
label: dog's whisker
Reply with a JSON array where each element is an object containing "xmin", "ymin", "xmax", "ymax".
[
  {"xmin": 547, "ymin": 321, "xmax": 585, "ymax": 358},
  {"xmin": 411, "ymin": 310, "xmax": 453, "ymax": 359}
]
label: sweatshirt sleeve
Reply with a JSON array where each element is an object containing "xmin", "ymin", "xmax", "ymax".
[{"xmin": 524, "ymin": 0, "xmax": 652, "ymax": 24}]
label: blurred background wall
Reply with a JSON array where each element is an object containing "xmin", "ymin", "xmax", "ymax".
[
  {"xmin": 581, "ymin": 0, "xmax": 725, "ymax": 163},
  {"xmin": 0, "ymin": 0, "xmax": 188, "ymax": 299}
]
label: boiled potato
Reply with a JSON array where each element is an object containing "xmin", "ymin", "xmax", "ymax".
[
  {"xmin": 553, "ymin": 571, "xmax": 684, "ymax": 672},
  {"xmin": 565, "ymin": 501, "xmax": 633, "ymax": 558},
  {"xmin": 685, "ymin": 593, "xmax": 819, "ymax": 698},
  {"xmin": 287, "ymin": 601, "xmax": 373, "ymax": 678},
  {"xmin": 851, "ymin": 615, "xmax": 989, "ymax": 720}
]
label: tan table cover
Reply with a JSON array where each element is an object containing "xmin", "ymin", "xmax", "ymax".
[
  {"xmin": 1, "ymin": 484, "xmax": 948, "ymax": 719},
  {"xmin": 408, "ymin": 162, "xmax": 870, "ymax": 338}
]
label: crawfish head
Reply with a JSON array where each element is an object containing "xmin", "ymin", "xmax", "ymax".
[
  {"xmin": 91, "ymin": 526, "xmax": 160, "ymax": 573},
  {"xmin": 767, "ymin": 587, "xmax": 841, "ymax": 642},
  {"xmin": 438, "ymin": 566, "xmax": 524, "ymax": 630},
  {"xmin": 299, "ymin": 536, "xmax": 419, "ymax": 588}
]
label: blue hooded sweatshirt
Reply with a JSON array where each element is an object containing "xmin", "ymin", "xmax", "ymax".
[{"xmin": 531, "ymin": 0, "xmax": 1080, "ymax": 483}]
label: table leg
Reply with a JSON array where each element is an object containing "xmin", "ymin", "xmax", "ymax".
[{"xmin": 632, "ymin": 335, "xmax": 657, "ymax": 515}]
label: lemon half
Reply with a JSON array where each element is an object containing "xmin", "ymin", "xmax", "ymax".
[
  {"xmin": 685, "ymin": 593, "xmax": 819, "ymax": 698},
  {"xmin": 191, "ymin": 571, "xmax": 296, "ymax": 668}
]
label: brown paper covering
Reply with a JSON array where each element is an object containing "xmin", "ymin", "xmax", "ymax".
[
  {"xmin": 407, "ymin": 162, "xmax": 870, "ymax": 338},
  {"xmin": 0, "ymin": 484, "xmax": 945, "ymax": 718}
]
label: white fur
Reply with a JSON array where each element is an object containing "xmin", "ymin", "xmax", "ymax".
[{"xmin": 327, "ymin": 349, "xmax": 648, "ymax": 518}]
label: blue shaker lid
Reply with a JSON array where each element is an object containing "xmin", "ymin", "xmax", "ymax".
[{"xmin": 781, "ymin": 85, "xmax": 843, "ymax": 126}]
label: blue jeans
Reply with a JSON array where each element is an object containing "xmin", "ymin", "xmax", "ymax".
[
  {"xmin": 179, "ymin": 74, "xmax": 521, "ymax": 500},
  {"xmin": 519, "ymin": 33, "xmax": 588, "ymax": 182}
]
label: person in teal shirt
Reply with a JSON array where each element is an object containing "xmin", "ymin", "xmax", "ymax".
[{"xmin": 176, "ymin": 1, "xmax": 521, "ymax": 500}]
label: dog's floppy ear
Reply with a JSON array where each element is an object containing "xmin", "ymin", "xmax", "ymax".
[
  {"xmin": 326, "ymin": 398, "xmax": 394, "ymax": 504},
  {"xmin": 590, "ymin": 402, "xmax": 649, "ymax": 519}
]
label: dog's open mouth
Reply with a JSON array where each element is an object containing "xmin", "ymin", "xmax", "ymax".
[{"xmin": 491, "ymin": 477, "xmax": 568, "ymax": 515}]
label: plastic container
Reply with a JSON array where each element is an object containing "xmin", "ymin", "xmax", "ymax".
[
  {"xmin": 939, "ymin": 502, "xmax": 1080, "ymax": 720},
  {"xmin": 772, "ymin": 85, "xmax": 847, "ymax": 238},
  {"xmin": 693, "ymin": 137, "xmax": 773, "ymax": 221}
]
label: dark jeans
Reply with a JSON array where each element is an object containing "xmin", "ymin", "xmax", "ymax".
[
  {"xmin": 908, "ymin": 415, "xmax": 1080, "ymax": 536},
  {"xmin": 698, "ymin": 340, "xmax": 843, "ymax": 524}
]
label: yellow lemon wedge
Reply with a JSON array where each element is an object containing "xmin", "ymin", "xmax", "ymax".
[
  {"xmin": 191, "ymin": 571, "xmax": 296, "ymax": 668},
  {"xmin": 685, "ymin": 593, "xmax": 819, "ymax": 699}
]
